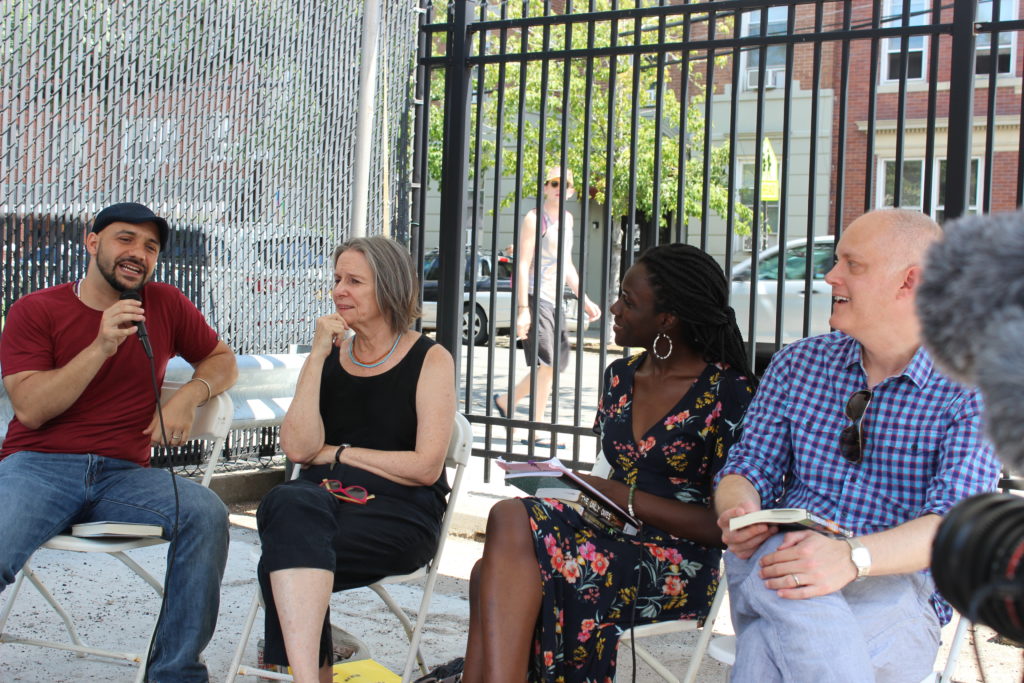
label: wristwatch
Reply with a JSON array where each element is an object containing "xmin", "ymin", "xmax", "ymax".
[
  {"xmin": 334, "ymin": 443, "xmax": 351, "ymax": 465},
  {"xmin": 845, "ymin": 537, "xmax": 872, "ymax": 579}
]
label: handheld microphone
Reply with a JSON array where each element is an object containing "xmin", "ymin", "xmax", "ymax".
[{"xmin": 119, "ymin": 289, "xmax": 153, "ymax": 359}]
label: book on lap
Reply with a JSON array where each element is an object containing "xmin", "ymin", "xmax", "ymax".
[
  {"xmin": 729, "ymin": 508, "xmax": 853, "ymax": 538},
  {"xmin": 496, "ymin": 456, "xmax": 640, "ymax": 535},
  {"xmin": 70, "ymin": 521, "xmax": 164, "ymax": 538}
]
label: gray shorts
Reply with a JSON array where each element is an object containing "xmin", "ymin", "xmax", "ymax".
[{"xmin": 524, "ymin": 295, "xmax": 570, "ymax": 370}]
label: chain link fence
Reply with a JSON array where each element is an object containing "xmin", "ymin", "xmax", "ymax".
[{"xmin": 1, "ymin": 0, "xmax": 421, "ymax": 468}]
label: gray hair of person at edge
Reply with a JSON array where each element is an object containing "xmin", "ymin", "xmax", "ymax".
[
  {"xmin": 333, "ymin": 236, "xmax": 422, "ymax": 333},
  {"xmin": 917, "ymin": 209, "xmax": 1024, "ymax": 472}
]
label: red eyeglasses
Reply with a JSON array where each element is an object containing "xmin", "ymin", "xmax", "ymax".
[{"xmin": 320, "ymin": 479, "xmax": 374, "ymax": 504}]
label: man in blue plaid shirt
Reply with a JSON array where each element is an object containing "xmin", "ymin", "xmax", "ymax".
[{"xmin": 715, "ymin": 209, "xmax": 1000, "ymax": 682}]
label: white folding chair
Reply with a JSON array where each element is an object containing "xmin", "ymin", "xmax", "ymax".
[
  {"xmin": 227, "ymin": 411, "xmax": 474, "ymax": 683},
  {"xmin": 706, "ymin": 611, "xmax": 972, "ymax": 683},
  {"xmin": 590, "ymin": 455, "xmax": 727, "ymax": 683},
  {"xmin": 0, "ymin": 381, "xmax": 233, "ymax": 682},
  {"xmin": 619, "ymin": 573, "xmax": 728, "ymax": 683}
]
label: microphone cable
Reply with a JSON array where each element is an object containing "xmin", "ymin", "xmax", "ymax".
[
  {"xmin": 122, "ymin": 290, "xmax": 181, "ymax": 682},
  {"xmin": 142, "ymin": 350, "xmax": 181, "ymax": 682}
]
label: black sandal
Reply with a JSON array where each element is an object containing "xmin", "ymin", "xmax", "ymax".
[
  {"xmin": 412, "ymin": 657, "xmax": 464, "ymax": 683},
  {"xmin": 491, "ymin": 393, "xmax": 507, "ymax": 418}
]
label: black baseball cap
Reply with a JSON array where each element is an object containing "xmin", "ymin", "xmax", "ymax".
[{"xmin": 91, "ymin": 202, "xmax": 169, "ymax": 250}]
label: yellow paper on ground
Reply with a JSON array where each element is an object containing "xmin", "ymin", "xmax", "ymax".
[{"xmin": 331, "ymin": 658, "xmax": 400, "ymax": 682}]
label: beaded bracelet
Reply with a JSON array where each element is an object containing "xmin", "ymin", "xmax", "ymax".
[{"xmin": 627, "ymin": 483, "xmax": 638, "ymax": 518}]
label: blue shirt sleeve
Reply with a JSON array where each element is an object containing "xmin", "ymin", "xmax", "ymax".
[
  {"xmin": 921, "ymin": 390, "xmax": 1001, "ymax": 517},
  {"xmin": 714, "ymin": 349, "xmax": 792, "ymax": 506}
]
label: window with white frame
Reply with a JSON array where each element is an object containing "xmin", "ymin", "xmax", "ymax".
[
  {"xmin": 742, "ymin": 6, "xmax": 789, "ymax": 90},
  {"xmin": 879, "ymin": 157, "xmax": 980, "ymax": 222},
  {"xmin": 935, "ymin": 158, "xmax": 980, "ymax": 222},
  {"xmin": 976, "ymin": 0, "xmax": 1016, "ymax": 76},
  {"xmin": 881, "ymin": 0, "xmax": 928, "ymax": 82}
]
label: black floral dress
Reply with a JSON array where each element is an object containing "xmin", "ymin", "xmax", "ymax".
[{"xmin": 522, "ymin": 353, "xmax": 753, "ymax": 682}]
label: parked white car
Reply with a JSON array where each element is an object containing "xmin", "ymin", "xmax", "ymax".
[{"xmin": 730, "ymin": 235, "xmax": 835, "ymax": 347}]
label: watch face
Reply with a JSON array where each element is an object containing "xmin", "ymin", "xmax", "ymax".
[{"xmin": 852, "ymin": 547, "xmax": 871, "ymax": 573}]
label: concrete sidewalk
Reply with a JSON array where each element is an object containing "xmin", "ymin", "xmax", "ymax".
[{"xmin": 2, "ymin": 429, "xmax": 1022, "ymax": 681}]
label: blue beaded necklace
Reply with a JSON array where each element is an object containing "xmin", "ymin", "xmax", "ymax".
[{"xmin": 348, "ymin": 332, "xmax": 403, "ymax": 368}]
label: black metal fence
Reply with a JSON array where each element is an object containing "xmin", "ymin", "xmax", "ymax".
[{"xmin": 417, "ymin": 0, "xmax": 1023, "ymax": 467}]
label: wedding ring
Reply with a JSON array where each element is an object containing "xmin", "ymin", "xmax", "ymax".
[
  {"xmin": 172, "ymin": 433, "xmax": 182, "ymax": 441},
  {"xmin": 791, "ymin": 574, "xmax": 801, "ymax": 587}
]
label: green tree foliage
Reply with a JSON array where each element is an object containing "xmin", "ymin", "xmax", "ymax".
[{"xmin": 427, "ymin": 0, "xmax": 752, "ymax": 236}]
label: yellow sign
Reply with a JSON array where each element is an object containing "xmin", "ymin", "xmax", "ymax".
[{"xmin": 760, "ymin": 137, "xmax": 780, "ymax": 202}]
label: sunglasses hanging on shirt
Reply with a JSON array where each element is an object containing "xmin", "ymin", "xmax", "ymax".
[{"xmin": 839, "ymin": 389, "xmax": 873, "ymax": 464}]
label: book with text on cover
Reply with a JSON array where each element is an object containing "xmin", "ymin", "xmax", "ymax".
[
  {"xmin": 729, "ymin": 508, "xmax": 853, "ymax": 538},
  {"xmin": 71, "ymin": 521, "xmax": 164, "ymax": 538},
  {"xmin": 495, "ymin": 456, "xmax": 641, "ymax": 535}
]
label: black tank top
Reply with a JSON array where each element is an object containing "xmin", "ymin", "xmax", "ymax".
[{"xmin": 302, "ymin": 334, "xmax": 449, "ymax": 511}]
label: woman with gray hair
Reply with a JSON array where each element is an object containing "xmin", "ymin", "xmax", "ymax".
[{"xmin": 256, "ymin": 236, "xmax": 456, "ymax": 683}]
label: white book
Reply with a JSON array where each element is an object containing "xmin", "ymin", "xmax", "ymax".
[
  {"xmin": 70, "ymin": 521, "xmax": 164, "ymax": 538},
  {"xmin": 729, "ymin": 508, "xmax": 852, "ymax": 538},
  {"xmin": 535, "ymin": 487, "xmax": 581, "ymax": 502}
]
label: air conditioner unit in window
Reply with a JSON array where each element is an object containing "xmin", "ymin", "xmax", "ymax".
[{"xmin": 746, "ymin": 67, "xmax": 786, "ymax": 90}]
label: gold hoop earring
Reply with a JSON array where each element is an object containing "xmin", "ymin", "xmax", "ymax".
[{"xmin": 652, "ymin": 332, "xmax": 673, "ymax": 360}]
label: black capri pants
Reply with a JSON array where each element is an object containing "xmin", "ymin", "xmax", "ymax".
[{"xmin": 256, "ymin": 466, "xmax": 443, "ymax": 668}]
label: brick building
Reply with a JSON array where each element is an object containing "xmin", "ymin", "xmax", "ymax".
[{"xmin": 705, "ymin": 0, "xmax": 1020, "ymax": 246}]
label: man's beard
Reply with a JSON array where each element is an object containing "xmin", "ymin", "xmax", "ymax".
[{"xmin": 95, "ymin": 250, "xmax": 152, "ymax": 292}]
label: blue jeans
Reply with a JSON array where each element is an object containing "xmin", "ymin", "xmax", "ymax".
[
  {"xmin": 725, "ymin": 534, "xmax": 940, "ymax": 683},
  {"xmin": 0, "ymin": 451, "xmax": 229, "ymax": 682}
]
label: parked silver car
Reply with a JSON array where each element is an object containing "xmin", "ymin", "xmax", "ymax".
[{"xmin": 730, "ymin": 235, "xmax": 835, "ymax": 347}]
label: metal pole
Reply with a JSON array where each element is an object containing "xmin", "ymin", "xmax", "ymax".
[
  {"xmin": 350, "ymin": 0, "xmax": 381, "ymax": 238},
  {"xmin": 435, "ymin": 0, "xmax": 471, "ymax": 358},
  {"xmin": 944, "ymin": 0, "xmax": 977, "ymax": 221}
]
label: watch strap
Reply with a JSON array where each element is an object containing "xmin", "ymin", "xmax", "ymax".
[{"xmin": 844, "ymin": 537, "xmax": 872, "ymax": 578}]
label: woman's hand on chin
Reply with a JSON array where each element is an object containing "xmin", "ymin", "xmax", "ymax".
[{"xmin": 311, "ymin": 314, "xmax": 350, "ymax": 357}]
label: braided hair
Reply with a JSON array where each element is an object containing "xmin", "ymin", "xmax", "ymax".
[{"xmin": 638, "ymin": 243, "xmax": 757, "ymax": 384}]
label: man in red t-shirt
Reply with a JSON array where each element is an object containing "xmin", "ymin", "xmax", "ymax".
[{"xmin": 0, "ymin": 203, "xmax": 238, "ymax": 682}]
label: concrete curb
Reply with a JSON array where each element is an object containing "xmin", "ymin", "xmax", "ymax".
[{"xmin": 208, "ymin": 468, "xmax": 283, "ymax": 506}]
